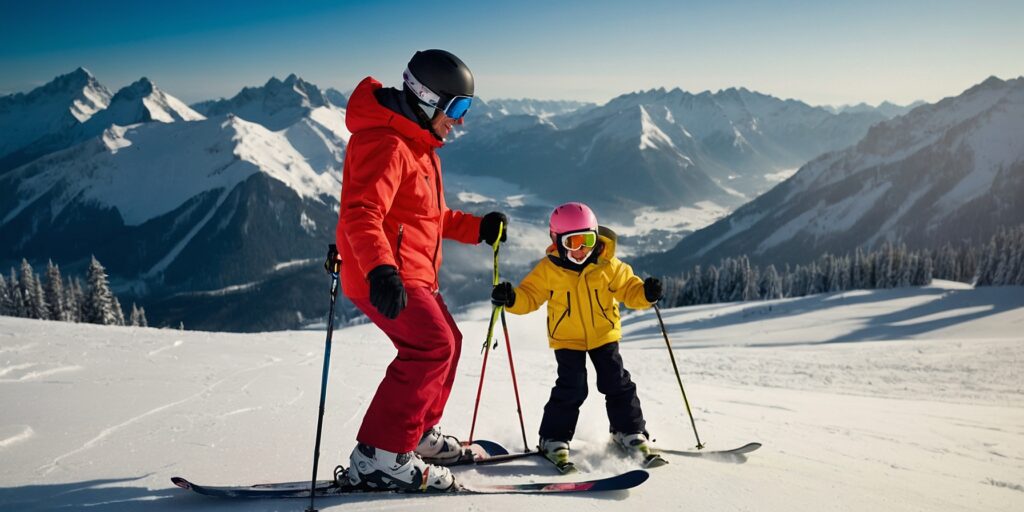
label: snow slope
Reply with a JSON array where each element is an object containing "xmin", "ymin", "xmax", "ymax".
[{"xmin": 1, "ymin": 281, "xmax": 1022, "ymax": 511}]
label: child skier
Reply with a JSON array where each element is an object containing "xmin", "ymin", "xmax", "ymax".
[{"xmin": 490, "ymin": 202, "xmax": 664, "ymax": 471}]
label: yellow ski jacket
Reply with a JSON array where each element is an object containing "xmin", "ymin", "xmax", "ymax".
[{"xmin": 505, "ymin": 228, "xmax": 653, "ymax": 351}]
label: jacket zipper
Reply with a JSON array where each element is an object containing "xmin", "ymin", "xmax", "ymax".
[
  {"xmin": 427, "ymin": 154, "xmax": 444, "ymax": 289},
  {"xmin": 550, "ymin": 291, "xmax": 570, "ymax": 338},
  {"xmin": 594, "ymin": 289, "xmax": 615, "ymax": 328},
  {"xmin": 574, "ymin": 287, "xmax": 589, "ymax": 341},
  {"xmin": 584, "ymin": 275, "xmax": 598, "ymax": 329},
  {"xmin": 395, "ymin": 224, "xmax": 405, "ymax": 269}
]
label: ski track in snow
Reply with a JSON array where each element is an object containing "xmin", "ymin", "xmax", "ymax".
[
  {"xmin": 35, "ymin": 357, "xmax": 282, "ymax": 476},
  {"xmin": 146, "ymin": 339, "xmax": 184, "ymax": 357},
  {"xmin": 0, "ymin": 425, "xmax": 34, "ymax": 449},
  {"xmin": 985, "ymin": 479, "xmax": 1024, "ymax": 493},
  {"xmin": 0, "ymin": 362, "xmax": 35, "ymax": 377},
  {"xmin": 0, "ymin": 364, "xmax": 81, "ymax": 382}
]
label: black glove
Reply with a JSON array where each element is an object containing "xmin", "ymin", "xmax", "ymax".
[
  {"xmin": 643, "ymin": 277, "xmax": 663, "ymax": 303},
  {"xmin": 479, "ymin": 212, "xmax": 509, "ymax": 245},
  {"xmin": 368, "ymin": 265, "xmax": 407, "ymax": 319},
  {"xmin": 491, "ymin": 281, "xmax": 516, "ymax": 307}
]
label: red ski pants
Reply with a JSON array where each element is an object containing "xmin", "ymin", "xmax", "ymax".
[{"xmin": 350, "ymin": 287, "xmax": 463, "ymax": 453}]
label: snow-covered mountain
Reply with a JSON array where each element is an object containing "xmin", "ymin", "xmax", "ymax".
[
  {"xmin": 0, "ymin": 75, "xmax": 202, "ymax": 175},
  {"xmin": 2, "ymin": 281, "xmax": 1022, "ymax": 511},
  {"xmin": 642, "ymin": 76, "xmax": 1024, "ymax": 273},
  {"xmin": 443, "ymin": 86, "xmax": 889, "ymax": 220},
  {"xmin": 85, "ymin": 77, "xmax": 204, "ymax": 126},
  {"xmin": 192, "ymin": 74, "xmax": 339, "ymax": 130},
  {"xmin": 0, "ymin": 67, "xmax": 112, "ymax": 172},
  {"xmin": 191, "ymin": 74, "xmax": 350, "ymax": 173},
  {"xmin": 824, "ymin": 100, "xmax": 926, "ymax": 118},
  {"xmin": 0, "ymin": 70, "xmax": 356, "ymax": 331},
  {"xmin": 485, "ymin": 98, "xmax": 595, "ymax": 119},
  {"xmin": 324, "ymin": 87, "xmax": 348, "ymax": 108},
  {"xmin": 0, "ymin": 112, "xmax": 342, "ymax": 325}
]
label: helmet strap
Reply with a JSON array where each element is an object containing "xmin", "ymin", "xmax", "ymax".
[{"xmin": 403, "ymin": 86, "xmax": 444, "ymax": 141}]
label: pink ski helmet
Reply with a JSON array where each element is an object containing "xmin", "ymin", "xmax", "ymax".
[{"xmin": 549, "ymin": 202, "xmax": 598, "ymax": 236}]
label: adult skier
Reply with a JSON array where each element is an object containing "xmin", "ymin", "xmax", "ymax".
[{"xmin": 335, "ymin": 49, "xmax": 508, "ymax": 492}]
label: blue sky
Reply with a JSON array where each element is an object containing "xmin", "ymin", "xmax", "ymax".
[{"xmin": 1, "ymin": 0, "xmax": 1021, "ymax": 106}]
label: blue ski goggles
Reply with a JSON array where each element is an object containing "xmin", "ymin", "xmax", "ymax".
[{"xmin": 439, "ymin": 95, "xmax": 472, "ymax": 120}]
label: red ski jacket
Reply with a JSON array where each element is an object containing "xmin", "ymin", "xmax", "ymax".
[{"xmin": 336, "ymin": 77, "xmax": 482, "ymax": 298}]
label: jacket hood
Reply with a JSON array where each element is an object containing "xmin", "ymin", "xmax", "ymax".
[{"xmin": 345, "ymin": 77, "xmax": 442, "ymax": 149}]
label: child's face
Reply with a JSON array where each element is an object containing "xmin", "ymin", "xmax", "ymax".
[
  {"xmin": 555, "ymin": 230, "xmax": 597, "ymax": 264},
  {"xmin": 568, "ymin": 245, "xmax": 594, "ymax": 263}
]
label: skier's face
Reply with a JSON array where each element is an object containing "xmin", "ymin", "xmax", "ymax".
[
  {"xmin": 431, "ymin": 110, "xmax": 463, "ymax": 140},
  {"xmin": 568, "ymin": 245, "xmax": 594, "ymax": 263}
]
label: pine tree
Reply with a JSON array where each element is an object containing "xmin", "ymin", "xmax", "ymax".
[
  {"xmin": 65, "ymin": 278, "xmax": 85, "ymax": 323},
  {"xmin": 29, "ymin": 274, "xmax": 49, "ymax": 320},
  {"xmin": 112, "ymin": 296, "xmax": 126, "ymax": 326},
  {"xmin": 704, "ymin": 266, "xmax": 719, "ymax": 304},
  {"xmin": 759, "ymin": 265, "xmax": 783, "ymax": 300},
  {"xmin": 19, "ymin": 259, "xmax": 40, "ymax": 319},
  {"xmin": 84, "ymin": 256, "xmax": 118, "ymax": 325},
  {"xmin": 129, "ymin": 303, "xmax": 150, "ymax": 327},
  {"xmin": 44, "ymin": 260, "xmax": 65, "ymax": 322},
  {"xmin": 0, "ymin": 273, "xmax": 11, "ymax": 316},
  {"xmin": 11, "ymin": 275, "xmax": 27, "ymax": 318}
]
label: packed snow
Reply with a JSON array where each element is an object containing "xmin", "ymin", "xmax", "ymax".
[{"xmin": 1, "ymin": 280, "xmax": 1021, "ymax": 511}]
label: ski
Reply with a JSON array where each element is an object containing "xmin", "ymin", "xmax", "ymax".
[
  {"xmin": 422, "ymin": 439, "xmax": 511, "ymax": 466},
  {"xmin": 450, "ymin": 449, "xmax": 544, "ymax": 467},
  {"xmin": 170, "ymin": 469, "xmax": 649, "ymax": 498},
  {"xmin": 660, "ymin": 442, "xmax": 762, "ymax": 458},
  {"xmin": 422, "ymin": 439, "xmax": 547, "ymax": 468}
]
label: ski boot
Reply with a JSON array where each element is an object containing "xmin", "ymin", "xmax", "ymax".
[
  {"xmin": 539, "ymin": 438, "xmax": 577, "ymax": 474},
  {"xmin": 346, "ymin": 442, "xmax": 458, "ymax": 492},
  {"xmin": 416, "ymin": 425, "xmax": 467, "ymax": 465},
  {"xmin": 612, "ymin": 431, "xmax": 667, "ymax": 468}
]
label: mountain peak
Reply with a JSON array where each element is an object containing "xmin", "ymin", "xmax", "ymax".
[
  {"xmin": 109, "ymin": 77, "xmax": 157, "ymax": 103},
  {"xmin": 980, "ymin": 75, "xmax": 1006, "ymax": 88},
  {"xmin": 69, "ymin": 66, "xmax": 94, "ymax": 81},
  {"xmin": 191, "ymin": 75, "xmax": 332, "ymax": 130},
  {"xmin": 38, "ymin": 67, "xmax": 103, "ymax": 95}
]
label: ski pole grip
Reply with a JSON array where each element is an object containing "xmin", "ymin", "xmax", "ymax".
[{"xmin": 324, "ymin": 244, "xmax": 341, "ymax": 274}]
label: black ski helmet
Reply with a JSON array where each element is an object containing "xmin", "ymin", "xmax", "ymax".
[{"xmin": 404, "ymin": 49, "xmax": 474, "ymax": 107}]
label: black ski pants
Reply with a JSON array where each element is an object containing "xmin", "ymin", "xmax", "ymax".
[{"xmin": 538, "ymin": 341, "xmax": 646, "ymax": 442}]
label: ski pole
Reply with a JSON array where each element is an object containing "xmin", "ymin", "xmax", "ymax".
[
  {"xmin": 469, "ymin": 222, "xmax": 504, "ymax": 444},
  {"xmin": 307, "ymin": 244, "xmax": 341, "ymax": 512},
  {"xmin": 653, "ymin": 303, "xmax": 705, "ymax": 450},
  {"xmin": 499, "ymin": 308, "xmax": 530, "ymax": 452}
]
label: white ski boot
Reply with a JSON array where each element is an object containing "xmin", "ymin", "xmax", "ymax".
[
  {"xmin": 416, "ymin": 425, "xmax": 464, "ymax": 464},
  {"xmin": 346, "ymin": 442, "xmax": 458, "ymax": 492}
]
